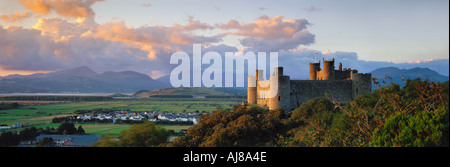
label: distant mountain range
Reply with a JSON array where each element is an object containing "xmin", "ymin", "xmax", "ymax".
[
  {"xmin": 0, "ymin": 66, "xmax": 169, "ymax": 93},
  {"xmin": 0, "ymin": 66, "xmax": 448, "ymax": 93},
  {"xmin": 371, "ymin": 67, "xmax": 449, "ymax": 89}
]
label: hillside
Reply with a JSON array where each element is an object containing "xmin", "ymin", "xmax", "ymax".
[
  {"xmin": 371, "ymin": 67, "xmax": 449, "ymax": 89},
  {"xmin": 0, "ymin": 66, "xmax": 169, "ymax": 93}
]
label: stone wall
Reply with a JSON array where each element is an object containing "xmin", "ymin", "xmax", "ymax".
[
  {"xmin": 288, "ymin": 80, "xmax": 353, "ymax": 111},
  {"xmin": 351, "ymin": 73, "xmax": 372, "ymax": 100}
]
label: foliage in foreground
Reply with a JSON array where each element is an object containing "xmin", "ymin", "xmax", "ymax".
[
  {"xmin": 92, "ymin": 121, "xmax": 170, "ymax": 147},
  {"xmin": 370, "ymin": 105, "xmax": 448, "ymax": 147},
  {"xmin": 171, "ymin": 105, "xmax": 286, "ymax": 147}
]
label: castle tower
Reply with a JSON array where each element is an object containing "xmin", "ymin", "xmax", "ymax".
[
  {"xmin": 351, "ymin": 73, "xmax": 372, "ymax": 100},
  {"xmin": 274, "ymin": 66, "xmax": 283, "ymax": 76},
  {"xmin": 247, "ymin": 75, "xmax": 257, "ymax": 104},
  {"xmin": 322, "ymin": 58, "xmax": 335, "ymax": 80},
  {"xmin": 248, "ymin": 69, "xmax": 264, "ymax": 105},
  {"xmin": 266, "ymin": 67, "xmax": 290, "ymax": 112},
  {"xmin": 309, "ymin": 62, "xmax": 320, "ymax": 80}
]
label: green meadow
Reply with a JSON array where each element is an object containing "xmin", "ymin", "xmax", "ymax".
[{"xmin": 0, "ymin": 98, "xmax": 244, "ymax": 136}]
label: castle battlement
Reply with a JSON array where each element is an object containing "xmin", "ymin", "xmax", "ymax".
[{"xmin": 247, "ymin": 58, "xmax": 372, "ymax": 112}]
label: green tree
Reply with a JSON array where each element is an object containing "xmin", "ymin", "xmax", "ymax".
[
  {"xmin": 171, "ymin": 105, "xmax": 286, "ymax": 147},
  {"xmin": 19, "ymin": 127, "xmax": 39, "ymax": 141},
  {"xmin": 36, "ymin": 137, "xmax": 55, "ymax": 147},
  {"xmin": 57, "ymin": 123, "xmax": 77, "ymax": 135},
  {"xmin": 92, "ymin": 134, "xmax": 121, "ymax": 147},
  {"xmin": 290, "ymin": 97, "xmax": 336, "ymax": 125},
  {"xmin": 281, "ymin": 97, "xmax": 348, "ymax": 147},
  {"xmin": 119, "ymin": 121, "xmax": 170, "ymax": 147},
  {"xmin": 333, "ymin": 78, "xmax": 449, "ymax": 147},
  {"xmin": 93, "ymin": 121, "xmax": 169, "ymax": 147},
  {"xmin": 0, "ymin": 131, "xmax": 20, "ymax": 147},
  {"xmin": 77, "ymin": 126, "xmax": 85, "ymax": 134},
  {"xmin": 370, "ymin": 106, "xmax": 449, "ymax": 147}
]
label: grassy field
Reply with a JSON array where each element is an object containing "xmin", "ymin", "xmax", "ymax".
[
  {"xmin": 0, "ymin": 98, "xmax": 243, "ymax": 136},
  {"xmin": 16, "ymin": 123, "xmax": 191, "ymax": 136}
]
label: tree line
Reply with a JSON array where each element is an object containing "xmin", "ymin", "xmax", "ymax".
[
  {"xmin": 0, "ymin": 123, "xmax": 85, "ymax": 147},
  {"xmin": 52, "ymin": 116, "xmax": 194, "ymax": 125},
  {"xmin": 0, "ymin": 102, "xmax": 20, "ymax": 110}
]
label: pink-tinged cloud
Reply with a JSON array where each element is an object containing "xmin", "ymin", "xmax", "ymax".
[
  {"xmin": 32, "ymin": 17, "xmax": 97, "ymax": 43},
  {"xmin": 217, "ymin": 15, "xmax": 315, "ymax": 51},
  {"xmin": 0, "ymin": 25, "xmax": 63, "ymax": 71},
  {"xmin": 0, "ymin": 11, "xmax": 32, "ymax": 23},
  {"xmin": 219, "ymin": 15, "xmax": 311, "ymax": 39},
  {"xmin": 19, "ymin": 0, "xmax": 104, "ymax": 18},
  {"xmin": 0, "ymin": 15, "xmax": 226, "ymax": 76},
  {"xmin": 173, "ymin": 16, "xmax": 215, "ymax": 31},
  {"xmin": 141, "ymin": 2, "xmax": 152, "ymax": 8},
  {"xmin": 85, "ymin": 20, "xmax": 222, "ymax": 60}
]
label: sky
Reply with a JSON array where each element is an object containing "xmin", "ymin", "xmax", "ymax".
[{"xmin": 0, "ymin": 0, "xmax": 448, "ymax": 79}]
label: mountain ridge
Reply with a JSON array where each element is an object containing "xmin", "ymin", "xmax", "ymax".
[
  {"xmin": 371, "ymin": 66, "xmax": 449, "ymax": 89},
  {"xmin": 1, "ymin": 66, "xmax": 448, "ymax": 93},
  {"xmin": 0, "ymin": 66, "xmax": 169, "ymax": 93}
]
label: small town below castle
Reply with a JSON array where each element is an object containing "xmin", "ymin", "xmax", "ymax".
[{"xmin": 75, "ymin": 111, "xmax": 199, "ymax": 124}]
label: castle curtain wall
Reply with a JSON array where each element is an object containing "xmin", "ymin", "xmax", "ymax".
[{"xmin": 289, "ymin": 80, "xmax": 353, "ymax": 111}]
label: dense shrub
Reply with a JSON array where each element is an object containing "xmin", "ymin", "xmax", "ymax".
[
  {"xmin": 171, "ymin": 105, "xmax": 286, "ymax": 147},
  {"xmin": 281, "ymin": 97, "xmax": 348, "ymax": 147},
  {"xmin": 370, "ymin": 106, "xmax": 449, "ymax": 147},
  {"xmin": 93, "ymin": 121, "xmax": 170, "ymax": 147}
]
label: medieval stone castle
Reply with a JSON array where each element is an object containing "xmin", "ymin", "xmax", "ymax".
[{"xmin": 247, "ymin": 58, "xmax": 372, "ymax": 112}]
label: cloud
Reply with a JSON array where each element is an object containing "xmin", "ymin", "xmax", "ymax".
[
  {"xmin": 32, "ymin": 17, "xmax": 97, "ymax": 42},
  {"xmin": 141, "ymin": 2, "xmax": 152, "ymax": 8},
  {"xmin": 258, "ymin": 7, "xmax": 267, "ymax": 11},
  {"xmin": 0, "ymin": 15, "xmax": 228, "ymax": 78},
  {"xmin": 304, "ymin": 6, "xmax": 321, "ymax": 12},
  {"xmin": 277, "ymin": 49, "xmax": 449, "ymax": 80},
  {"xmin": 0, "ymin": 23, "xmax": 174, "ymax": 76},
  {"xmin": 239, "ymin": 29, "xmax": 315, "ymax": 52},
  {"xmin": 0, "ymin": 25, "xmax": 64, "ymax": 71},
  {"xmin": 217, "ymin": 15, "xmax": 315, "ymax": 51},
  {"xmin": 173, "ymin": 16, "xmax": 215, "ymax": 31},
  {"xmin": 19, "ymin": 0, "xmax": 104, "ymax": 18},
  {"xmin": 407, "ymin": 58, "xmax": 445, "ymax": 64},
  {"xmin": 0, "ymin": 13, "xmax": 318, "ymax": 77},
  {"xmin": 84, "ymin": 19, "xmax": 222, "ymax": 60},
  {"xmin": 0, "ymin": 11, "xmax": 33, "ymax": 23},
  {"xmin": 219, "ymin": 15, "xmax": 310, "ymax": 39}
]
